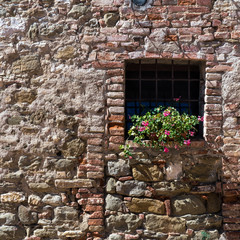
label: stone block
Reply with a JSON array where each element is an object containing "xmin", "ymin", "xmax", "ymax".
[
  {"xmin": 53, "ymin": 206, "xmax": 79, "ymax": 222},
  {"xmin": 183, "ymin": 214, "xmax": 222, "ymax": 230},
  {"xmin": 15, "ymin": 90, "xmax": 37, "ymax": 104},
  {"xmin": 145, "ymin": 215, "xmax": 186, "ymax": 233},
  {"xmin": 132, "ymin": 164, "xmax": 164, "ymax": 181},
  {"xmin": 153, "ymin": 181, "xmax": 190, "ymax": 197},
  {"xmin": 106, "ymin": 214, "xmax": 142, "ymax": 232},
  {"xmin": 55, "ymin": 179, "xmax": 95, "ymax": 188},
  {"xmin": 104, "ymin": 13, "xmax": 119, "ymax": 27},
  {"xmin": 28, "ymin": 195, "xmax": 42, "ymax": 206},
  {"xmin": 172, "ymin": 195, "xmax": 206, "ymax": 216},
  {"xmin": 0, "ymin": 213, "xmax": 17, "ymax": 225},
  {"xmin": 105, "ymin": 194, "xmax": 122, "ymax": 211},
  {"xmin": 116, "ymin": 180, "xmax": 147, "ymax": 197},
  {"xmin": 0, "ymin": 192, "xmax": 25, "ymax": 203},
  {"xmin": 55, "ymin": 46, "xmax": 75, "ymax": 60},
  {"xmin": 126, "ymin": 198, "xmax": 165, "ymax": 214},
  {"xmin": 18, "ymin": 205, "xmax": 38, "ymax": 224},
  {"xmin": 42, "ymin": 194, "xmax": 62, "ymax": 206},
  {"xmin": 107, "ymin": 159, "xmax": 131, "ymax": 177},
  {"xmin": 12, "ymin": 55, "xmax": 42, "ymax": 75},
  {"xmin": 0, "ymin": 226, "xmax": 25, "ymax": 240},
  {"xmin": 28, "ymin": 183, "xmax": 52, "ymax": 192},
  {"xmin": 68, "ymin": 5, "xmax": 88, "ymax": 19},
  {"xmin": 61, "ymin": 139, "xmax": 85, "ymax": 158}
]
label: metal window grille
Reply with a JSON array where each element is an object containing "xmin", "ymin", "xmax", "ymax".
[{"xmin": 125, "ymin": 59, "xmax": 205, "ymax": 138}]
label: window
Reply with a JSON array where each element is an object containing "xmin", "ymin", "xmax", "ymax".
[{"xmin": 125, "ymin": 59, "xmax": 205, "ymax": 138}]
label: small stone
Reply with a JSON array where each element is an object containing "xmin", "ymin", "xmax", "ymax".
[
  {"xmin": 106, "ymin": 178, "xmax": 116, "ymax": 193},
  {"xmin": 15, "ymin": 90, "xmax": 37, "ymax": 104},
  {"xmin": 105, "ymin": 194, "xmax": 122, "ymax": 211},
  {"xmin": 172, "ymin": 195, "xmax": 206, "ymax": 216},
  {"xmin": 18, "ymin": 205, "xmax": 38, "ymax": 224},
  {"xmin": 42, "ymin": 194, "xmax": 62, "ymax": 206},
  {"xmin": 60, "ymin": 230, "xmax": 85, "ymax": 238},
  {"xmin": 55, "ymin": 159, "xmax": 76, "ymax": 171},
  {"xmin": 55, "ymin": 46, "xmax": 75, "ymax": 60},
  {"xmin": 132, "ymin": 164, "xmax": 164, "ymax": 181},
  {"xmin": 126, "ymin": 198, "xmax": 165, "ymax": 214},
  {"xmin": 12, "ymin": 55, "xmax": 42, "ymax": 75},
  {"xmin": 61, "ymin": 139, "xmax": 85, "ymax": 157},
  {"xmin": 53, "ymin": 206, "xmax": 79, "ymax": 223},
  {"xmin": 107, "ymin": 159, "xmax": 131, "ymax": 177},
  {"xmin": 108, "ymin": 233, "xmax": 124, "ymax": 240},
  {"xmin": 68, "ymin": 5, "xmax": 88, "ymax": 19},
  {"xmin": 0, "ymin": 192, "xmax": 25, "ymax": 203},
  {"xmin": 194, "ymin": 230, "xmax": 219, "ymax": 240},
  {"xmin": 104, "ymin": 13, "xmax": 119, "ymax": 27},
  {"xmin": 28, "ymin": 195, "xmax": 42, "ymax": 206},
  {"xmin": 0, "ymin": 213, "xmax": 17, "ymax": 225},
  {"xmin": 116, "ymin": 180, "xmax": 147, "ymax": 197},
  {"xmin": 7, "ymin": 116, "xmax": 23, "ymax": 125}
]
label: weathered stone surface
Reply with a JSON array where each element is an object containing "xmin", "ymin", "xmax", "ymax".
[
  {"xmin": 15, "ymin": 90, "xmax": 36, "ymax": 104},
  {"xmin": 105, "ymin": 194, "xmax": 122, "ymax": 211},
  {"xmin": 207, "ymin": 193, "xmax": 221, "ymax": 213},
  {"xmin": 129, "ymin": 151, "xmax": 152, "ymax": 164},
  {"xmin": 0, "ymin": 192, "xmax": 25, "ymax": 203},
  {"xmin": 7, "ymin": 116, "xmax": 23, "ymax": 125},
  {"xmin": 60, "ymin": 230, "xmax": 85, "ymax": 238},
  {"xmin": 55, "ymin": 179, "xmax": 95, "ymax": 188},
  {"xmin": 28, "ymin": 194, "xmax": 42, "ymax": 206},
  {"xmin": 61, "ymin": 139, "xmax": 85, "ymax": 157},
  {"xmin": 183, "ymin": 155, "xmax": 221, "ymax": 183},
  {"xmin": 55, "ymin": 46, "xmax": 75, "ymax": 60},
  {"xmin": 132, "ymin": 164, "xmax": 164, "ymax": 181},
  {"xmin": 33, "ymin": 228, "xmax": 57, "ymax": 238},
  {"xmin": 68, "ymin": 5, "xmax": 88, "ymax": 19},
  {"xmin": 39, "ymin": 23, "xmax": 63, "ymax": 37},
  {"xmin": 55, "ymin": 158, "xmax": 76, "ymax": 171},
  {"xmin": 107, "ymin": 159, "xmax": 131, "ymax": 177},
  {"xmin": 28, "ymin": 183, "xmax": 52, "ymax": 192},
  {"xmin": 42, "ymin": 194, "xmax": 62, "ymax": 206},
  {"xmin": 104, "ymin": 13, "xmax": 119, "ymax": 27},
  {"xmin": 108, "ymin": 233, "xmax": 124, "ymax": 240},
  {"xmin": 145, "ymin": 215, "xmax": 186, "ymax": 233},
  {"xmin": 126, "ymin": 198, "xmax": 165, "ymax": 214},
  {"xmin": 12, "ymin": 55, "xmax": 42, "ymax": 75},
  {"xmin": 106, "ymin": 214, "xmax": 143, "ymax": 232},
  {"xmin": 0, "ymin": 213, "xmax": 17, "ymax": 225},
  {"xmin": 18, "ymin": 156, "xmax": 41, "ymax": 171},
  {"xmin": 172, "ymin": 195, "xmax": 206, "ymax": 216},
  {"xmin": 0, "ymin": 226, "xmax": 25, "ymax": 240},
  {"xmin": 116, "ymin": 180, "xmax": 147, "ymax": 197},
  {"xmin": 183, "ymin": 214, "xmax": 222, "ymax": 230},
  {"xmin": 193, "ymin": 230, "xmax": 220, "ymax": 240},
  {"xmin": 153, "ymin": 181, "xmax": 191, "ymax": 197},
  {"xmin": 18, "ymin": 205, "xmax": 38, "ymax": 224},
  {"xmin": 106, "ymin": 178, "xmax": 116, "ymax": 193},
  {"xmin": 53, "ymin": 206, "xmax": 79, "ymax": 223}
]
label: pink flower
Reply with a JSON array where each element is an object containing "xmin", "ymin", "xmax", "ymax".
[
  {"xmin": 174, "ymin": 96, "xmax": 181, "ymax": 102},
  {"xmin": 129, "ymin": 156, "xmax": 132, "ymax": 159},
  {"xmin": 189, "ymin": 131, "xmax": 195, "ymax": 137},
  {"xmin": 164, "ymin": 147, "xmax": 169, "ymax": 153},
  {"xmin": 163, "ymin": 110, "xmax": 170, "ymax": 117},
  {"xmin": 138, "ymin": 127, "xmax": 146, "ymax": 132},
  {"xmin": 184, "ymin": 139, "xmax": 191, "ymax": 146},
  {"xmin": 165, "ymin": 130, "xmax": 170, "ymax": 136},
  {"xmin": 142, "ymin": 121, "xmax": 149, "ymax": 126},
  {"xmin": 198, "ymin": 116, "xmax": 204, "ymax": 122},
  {"xmin": 175, "ymin": 145, "xmax": 179, "ymax": 150}
]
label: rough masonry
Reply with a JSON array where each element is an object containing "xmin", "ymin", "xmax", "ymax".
[{"xmin": 0, "ymin": 0, "xmax": 240, "ymax": 239}]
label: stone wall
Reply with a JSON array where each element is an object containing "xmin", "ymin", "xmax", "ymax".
[{"xmin": 0, "ymin": 0, "xmax": 240, "ymax": 239}]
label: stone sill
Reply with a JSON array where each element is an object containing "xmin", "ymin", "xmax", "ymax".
[{"xmin": 126, "ymin": 139, "xmax": 206, "ymax": 149}]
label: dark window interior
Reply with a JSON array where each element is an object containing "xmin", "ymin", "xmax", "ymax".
[{"xmin": 125, "ymin": 59, "xmax": 205, "ymax": 138}]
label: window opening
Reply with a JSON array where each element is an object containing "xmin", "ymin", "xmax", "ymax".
[{"xmin": 125, "ymin": 59, "xmax": 205, "ymax": 138}]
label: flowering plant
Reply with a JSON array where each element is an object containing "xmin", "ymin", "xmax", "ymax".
[{"xmin": 120, "ymin": 106, "xmax": 203, "ymax": 157}]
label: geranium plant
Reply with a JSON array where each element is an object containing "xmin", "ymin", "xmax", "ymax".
[{"xmin": 120, "ymin": 105, "xmax": 204, "ymax": 157}]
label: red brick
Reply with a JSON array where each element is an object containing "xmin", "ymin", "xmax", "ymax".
[
  {"xmin": 198, "ymin": 33, "xmax": 214, "ymax": 41},
  {"xmin": 224, "ymin": 223, "xmax": 240, "ymax": 231},
  {"xmin": 107, "ymin": 99, "xmax": 124, "ymax": 106},
  {"xmin": 168, "ymin": 6, "xmax": 188, "ymax": 12},
  {"xmin": 84, "ymin": 205, "xmax": 103, "ymax": 212},
  {"xmin": 88, "ymin": 198, "xmax": 104, "ymax": 205},
  {"xmin": 87, "ymin": 172, "xmax": 104, "ymax": 179},
  {"xmin": 87, "ymin": 138, "xmax": 103, "ymax": 146},
  {"xmin": 162, "ymin": 0, "xmax": 177, "ymax": 4},
  {"xmin": 109, "ymin": 125, "xmax": 124, "ymax": 135},
  {"xmin": 89, "ymin": 211, "xmax": 104, "ymax": 219},
  {"xmin": 196, "ymin": 0, "xmax": 211, "ymax": 6},
  {"xmin": 178, "ymin": 0, "xmax": 196, "ymax": 5},
  {"xmin": 179, "ymin": 27, "xmax": 202, "ymax": 35},
  {"xmin": 106, "ymin": 69, "xmax": 124, "ymax": 76},
  {"xmin": 92, "ymin": 61, "xmax": 124, "ymax": 69},
  {"xmin": 164, "ymin": 199, "xmax": 171, "ymax": 216},
  {"xmin": 118, "ymin": 176, "xmax": 133, "ymax": 181},
  {"xmin": 88, "ymin": 219, "xmax": 104, "ymax": 226},
  {"xmin": 212, "ymin": 19, "xmax": 221, "ymax": 27},
  {"xmin": 225, "ymin": 232, "xmax": 240, "ymax": 240}
]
